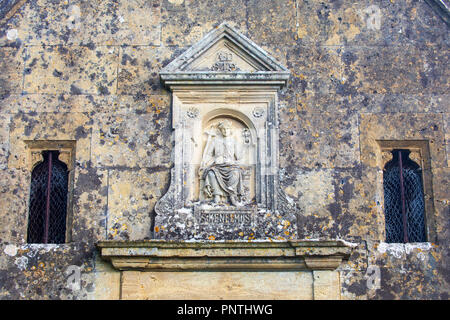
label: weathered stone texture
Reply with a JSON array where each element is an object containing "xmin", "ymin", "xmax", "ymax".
[
  {"xmin": 23, "ymin": 45, "xmax": 119, "ymax": 95},
  {"xmin": 91, "ymin": 111, "xmax": 171, "ymax": 168},
  {"xmin": 0, "ymin": 0, "xmax": 448, "ymax": 299},
  {"xmin": 0, "ymin": 46, "xmax": 24, "ymax": 97},
  {"xmin": 0, "ymin": 242, "xmax": 97, "ymax": 299},
  {"xmin": 107, "ymin": 169, "xmax": 169, "ymax": 240}
]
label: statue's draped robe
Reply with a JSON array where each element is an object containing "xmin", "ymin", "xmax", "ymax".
[{"xmin": 202, "ymin": 135, "xmax": 243, "ymax": 199}]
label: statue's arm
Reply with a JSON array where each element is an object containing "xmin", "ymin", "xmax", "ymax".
[{"xmin": 200, "ymin": 139, "xmax": 215, "ymax": 169}]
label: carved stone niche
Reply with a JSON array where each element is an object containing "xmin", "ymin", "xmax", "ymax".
[{"xmin": 155, "ymin": 23, "xmax": 299, "ymax": 240}]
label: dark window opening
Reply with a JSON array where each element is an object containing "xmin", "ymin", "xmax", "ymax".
[
  {"xmin": 383, "ymin": 149, "xmax": 427, "ymax": 243},
  {"xmin": 27, "ymin": 150, "xmax": 68, "ymax": 244}
]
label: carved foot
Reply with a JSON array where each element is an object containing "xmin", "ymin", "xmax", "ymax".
[{"xmin": 229, "ymin": 196, "xmax": 242, "ymax": 207}]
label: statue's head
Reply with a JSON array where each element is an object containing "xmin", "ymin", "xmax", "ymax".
[{"xmin": 217, "ymin": 120, "xmax": 232, "ymax": 137}]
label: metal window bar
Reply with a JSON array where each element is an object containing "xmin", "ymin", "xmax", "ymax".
[
  {"xmin": 27, "ymin": 150, "xmax": 68, "ymax": 244},
  {"xmin": 383, "ymin": 149, "xmax": 427, "ymax": 243}
]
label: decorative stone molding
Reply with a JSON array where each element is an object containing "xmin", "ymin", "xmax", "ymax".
[
  {"xmin": 381, "ymin": 150, "xmax": 393, "ymax": 168},
  {"xmin": 155, "ymin": 23, "xmax": 299, "ymax": 241},
  {"xmin": 376, "ymin": 140, "xmax": 436, "ymax": 242},
  {"xmin": 160, "ymin": 23, "xmax": 290, "ymax": 87},
  {"xmin": 97, "ymin": 240, "xmax": 353, "ymax": 271},
  {"xmin": 24, "ymin": 140, "xmax": 76, "ymax": 171}
]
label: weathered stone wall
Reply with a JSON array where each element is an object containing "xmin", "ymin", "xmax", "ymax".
[{"xmin": 0, "ymin": 0, "xmax": 448, "ymax": 299}]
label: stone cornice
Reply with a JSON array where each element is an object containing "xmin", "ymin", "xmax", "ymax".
[
  {"xmin": 160, "ymin": 71, "xmax": 291, "ymax": 88},
  {"xmin": 97, "ymin": 240, "xmax": 354, "ymax": 272}
]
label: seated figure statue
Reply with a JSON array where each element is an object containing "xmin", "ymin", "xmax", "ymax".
[{"xmin": 199, "ymin": 119, "xmax": 244, "ymax": 206}]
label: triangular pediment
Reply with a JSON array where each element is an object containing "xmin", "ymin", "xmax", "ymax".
[{"xmin": 160, "ymin": 23, "xmax": 290, "ymax": 88}]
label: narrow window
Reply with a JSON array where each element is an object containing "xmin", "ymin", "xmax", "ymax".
[
  {"xmin": 27, "ymin": 150, "xmax": 68, "ymax": 244},
  {"xmin": 383, "ymin": 149, "xmax": 427, "ymax": 243}
]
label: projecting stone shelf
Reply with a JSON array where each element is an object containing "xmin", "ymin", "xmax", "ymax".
[{"xmin": 97, "ymin": 240, "xmax": 354, "ymax": 272}]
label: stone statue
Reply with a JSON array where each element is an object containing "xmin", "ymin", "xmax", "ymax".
[{"xmin": 199, "ymin": 119, "xmax": 244, "ymax": 206}]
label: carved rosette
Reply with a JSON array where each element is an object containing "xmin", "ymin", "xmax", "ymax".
[
  {"xmin": 186, "ymin": 107, "xmax": 199, "ymax": 119},
  {"xmin": 252, "ymin": 107, "xmax": 265, "ymax": 118}
]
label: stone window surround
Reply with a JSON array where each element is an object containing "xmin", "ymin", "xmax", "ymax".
[
  {"xmin": 24, "ymin": 140, "xmax": 76, "ymax": 243},
  {"xmin": 376, "ymin": 140, "xmax": 436, "ymax": 243}
]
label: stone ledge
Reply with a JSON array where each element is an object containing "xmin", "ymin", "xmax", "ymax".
[
  {"xmin": 97, "ymin": 240, "xmax": 353, "ymax": 271},
  {"xmin": 160, "ymin": 71, "xmax": 290, "ymax": 88}
]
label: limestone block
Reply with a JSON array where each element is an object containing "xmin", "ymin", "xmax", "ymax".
[
  {"xmin": 340, "ymin": 269, "xmax": 369, "ymax": 300},
  {"xmin": 1, "ymin": 94, "xmax": 97, "ymax": 114},
  {"xmin": 293, "ymin": 1, "xmax": 448, "ymax": 47},
  {"xmin": 107, "ymin": 169, "xmax": 169, "ymax": 240},
  {"xmin": 284, "ymin": 45, "xmax": 343, "ymax": 107},
  {"xmin": 8, "ymin": 112, "xmax": 92, "ymax": 169},
  {"xmin": 0, "ymin": 0, "xmax": 161, "ymax": 46},
  {"xmin": 90, "ymin": 270, "xmax": 120, "ymax": 300},
  {"xmin": 359, "ymin": 113, "xmax": 446, "ymax": 169},
  {"xmin": 403, "ymin": 0, "xmax": 450, "ymax": 46},
  {"xmin": 313, "ymin": 270, "xmax": 340, "ymax": 300},
  {"xmin": 420, "ymin": 46, "xmax": 450, "ymax": 95},
  {"xmin": 0, "ymin": 114, "xmax": 10, "ymax": 169},
  {"xmin": 161, "ymin": 0, "xmax": 247, "ymax": 46},
  {"xmin": 342, "ymin": 93, "xmax": 450, "ymax": 115},
  {"xmin": 1, "ymin": 93, "xmax": 171, "ymax": 115},
  {"xmin": 0, "ymin": 47, "xmax": 24, "ymax": 95},
  {"xmin": 294, "ymin": 1, "xmax": 405, "ymax": 46},
  {"xmin": 345, "ymin": 167, "xmax": 385, "ymax": 241},
  {"xmin": 0, "ymin": 242, "xmax": 96, "ymax": 299},
  {"xmin": 91, "ymin": 112, "xmax": 171, "ymax": 168},
  {"xmin": 0, "ymin": 168, "xmax": 29, "ymax": 243},
  {"xmin": 247, "ymin": 0, "xmax": 296, "ymax": 46},
  {"xmin": 282, "ymin": 167, "xmax": 382, "ymax": 240},
  {"xmin": 71, "ymin": 166, "xmax": 108, "ymax": 243},
  {"xmin": 0, "ymin": 0, "xmax": 71, "ymax": 45},
  {"xmin": 340, "ymin": 45, "xmax": 445, "ymax": 95},
  {"xmin": 117, "ymin": 46, "xmax": 179, "ymax": 96},
  {"xmin": 284, "ymin": 169, "xmax": 335, "ymax": 218},
  {"xmin": 68, "ymin": 0, "xmax": 161, "ymax": 45},
  {"xmin": 279, "ymin": 112, "xmax": 360, "ymax": 169},
  {"xmin": 121, "ymin": 271, "xmax": 313, "ymax": 300},
  {"xmin": 444, "ymin": 113, "xmax": 449, "ymax": 167},
  {"xmin": 431, "ymin": 167, "xmax": 449, "ymax": 201},
  {"xmin": 433, "ymin": 199, "xmax": 450, "ymax": 243},
  {"xmin": 23, "ymin": 45, "xmax": 119, "ymax": 95},
  {"xmin": 362, "ymin": 241, "xmax": 447, "ymax": 299},
  {"xmin": 294, "ymin": 1, "xmax": 365, "ymax": 46}
]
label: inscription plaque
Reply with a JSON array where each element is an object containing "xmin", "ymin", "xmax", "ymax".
[{"xmin": 194, "ymin": 205, "xmax": 257, "ymax": 238}]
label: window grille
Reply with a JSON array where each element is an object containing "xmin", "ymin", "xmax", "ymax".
[
  {"xmin": 383, "ymin": 149, "xmax": 427, "ymax": 243},
  {"xmin": 27, "ymin": 150, "xmax": 68, "ymax": 244}
]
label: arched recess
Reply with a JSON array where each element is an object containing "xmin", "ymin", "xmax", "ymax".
[
  {"xmin": 197, "ymin": 108, "xmax": 258, "ymax": 203},
  {"xmin": 383, "ymin": 149, "xmax": 427, "ymax": 243},
  {"xmin": 27, "ymin": 150, "xmax": 69, "ymax": 244}
]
